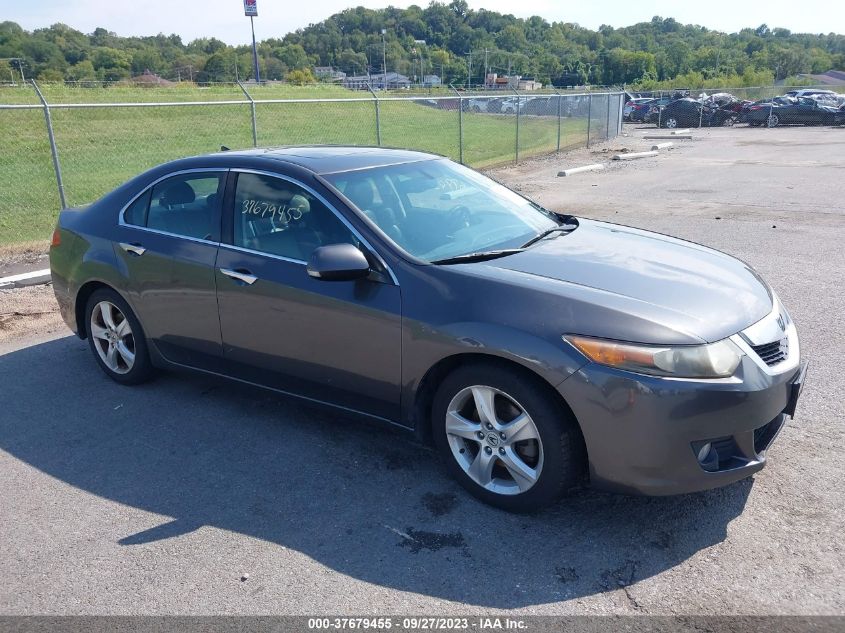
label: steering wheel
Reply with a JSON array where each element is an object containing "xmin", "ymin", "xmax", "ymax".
[{"xmin": 449, "ymin": 204, "xmax": 473, "ymax": 229}]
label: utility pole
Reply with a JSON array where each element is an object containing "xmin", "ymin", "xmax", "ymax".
[
  {"xmin": 467, "ymin": 51, "xmax": 472, "ymax": 89},
  {"xmin": 244, "ymin": 0, "xmax": 260, "ymax": 83},
  {"xmin": 381, "ymin": 29, "xmax": 387, "ymax": 90},
  {"xmin": 250, "ymin": 15, "xmax": 260, "ymax": 83},
  {"xmin": 484, "ymin": 48, "xmax": 489, "ymax": 88}
]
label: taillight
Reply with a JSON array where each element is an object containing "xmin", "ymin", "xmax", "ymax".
[
  {"xmin": 749, "ymin": 105, "xmax": 762, "ymax": 111},
  {"xmin": 51, "ymin": 228, "xmax": 61, "ymax": 247}
]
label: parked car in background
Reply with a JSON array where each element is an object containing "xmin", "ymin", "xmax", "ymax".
[
  {"xmin": 49, "ymin": 146, "xmax": 806, "ymax": 512},
  {"xmin": 643, "ymin": 97, "xmax": 676, "ymax": 123},
  {"xmin": 624, "ymin": 98, "xmax": 651, "ymax": 120},
  {"xmin": 658, "ymin": 98, "xmax": 738, "ymax": 128},
  {"xmin": 783, "ymin": 89, "xmax": 837, "ymax": 99},
  {"xmin": 745, "ymin": 96, "xmax": 843, "ymax": 127}
]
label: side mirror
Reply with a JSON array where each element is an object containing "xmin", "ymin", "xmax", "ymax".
[{"xmin": 307, "ymin": 243, "xmax": 371, "ymax": 281}]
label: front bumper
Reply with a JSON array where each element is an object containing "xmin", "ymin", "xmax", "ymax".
[{"xmin": 557, "ymin": 355, "xmax": 807, "ymax": 496}]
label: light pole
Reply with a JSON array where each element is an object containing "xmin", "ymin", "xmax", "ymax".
[
  {"xmin": 243, "ymin": 0, "xmax": 260, "ymax": 83},
  {"xmin": 381, "ymin": 29, "xmax": 387, "ymax": 90}
]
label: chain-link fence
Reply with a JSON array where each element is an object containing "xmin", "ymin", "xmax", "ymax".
[{"xmin": 0, "ymin": 81, "xmax": 624, "ymax": 252}]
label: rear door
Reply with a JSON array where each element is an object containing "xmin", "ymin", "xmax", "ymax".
[
  {"xmin": 114, "ymin": 169, "xmax": 226, "ymax": 368},
  {"xmin": 214, "ymin": 169, "xmax": 402, "ymax": 421}
]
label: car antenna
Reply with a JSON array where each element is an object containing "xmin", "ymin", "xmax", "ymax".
[{"xmin": 220, "ymin": 145, "xmax": 230, "ymax": 152}]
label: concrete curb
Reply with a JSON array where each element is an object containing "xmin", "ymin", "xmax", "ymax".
[
  {"xmin": 670, "ymin": 128, "xmax": 691, "ymax": 135},
  {"xmin": 0, "ymin": 268, "xmax": 51, "ymax": 289},
  {"xmin": 651, "ymin": 142, "xmax": 673, "ymax": 151},
  {"xmin": 557, "ymin": 163, "xmax": 605, "ymax": 177},
  {"xmin": 643, "ymin": 134, "xmax": 693, "ymax": 140},
  {"xmin": 613, "ymin": 151, "xmax": 658, "ymax": 161}
]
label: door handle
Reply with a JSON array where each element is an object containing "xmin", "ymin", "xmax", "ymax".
[
  {"xmin": 119, "ymin": 242, "xmax": 146, "ymax": 256},
  {"xmin": 219, "ymin": 268, "xmax": 258, "ymax": 285}
]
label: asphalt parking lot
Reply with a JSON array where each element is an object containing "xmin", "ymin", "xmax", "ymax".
[{"xmin": 1, "ymin": 126, "xmax": 843, "ymax": 616}]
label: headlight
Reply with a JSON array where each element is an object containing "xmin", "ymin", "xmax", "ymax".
[{"xmin": 564, "ymin": 335, "xmax": 743, "ymax": 379}]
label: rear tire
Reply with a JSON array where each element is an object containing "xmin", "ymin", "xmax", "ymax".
[
  {"xmin": 766, "ymin": 114, "xmax": 779, "ymax": 128},
  {"xmin": 85, "ymin": 288, "xmax": 155, "ymax": 385},
  {"xmin": 432, "ymin": 363, "xmax": 585, "ymax": 512},
  {"xmin": 663, "ymin": 117, "xmax": 678, "ymax": 129}
]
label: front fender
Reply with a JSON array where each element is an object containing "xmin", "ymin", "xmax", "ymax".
[{"xmin": 400, "ymin": 318, "xmax": 588, "ymax": 427}]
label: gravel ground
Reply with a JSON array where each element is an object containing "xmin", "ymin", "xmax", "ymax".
[{"xmin": 0, "ymin": 126, "xmax": 843, "ymax": 616}]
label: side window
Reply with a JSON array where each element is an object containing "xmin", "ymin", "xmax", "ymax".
[
  {"xmin": 135, "ymin": 172, "xmax": 223, "ymax": 240},
  {"xmin": 233, "ymin": 173, "xmax": 356, "ymax": 261},
  {"xmin": 123, "ymin": 189, "xmax": 151, "ymax": 227}
]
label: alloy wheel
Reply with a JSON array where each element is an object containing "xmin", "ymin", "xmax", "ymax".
[
  {"xmin": 767, "ymin": 114, "xmax": 779, "ymax": 128},
  {"xmin": 445, "ymin": 385, "xmax": 544, "ymax": 495},
  {"xmin": 90, "ymin": 300, "xmax": 136, "ymax": 374},
  {"xmin": 665, "ymin": 117, "xmax": 678, "ymax": 128}
]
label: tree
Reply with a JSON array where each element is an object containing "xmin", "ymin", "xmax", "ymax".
[{"xmin": 286, "ymin": 68, "xmax": 316, "ymax": 85}]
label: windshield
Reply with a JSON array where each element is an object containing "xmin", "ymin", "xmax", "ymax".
[{"xmin": 324, "ymin": 159, "xmax": 560, "ymax": 262}]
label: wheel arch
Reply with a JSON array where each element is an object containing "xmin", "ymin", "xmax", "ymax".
[
  {"xmin": 74, "ymin": 280, "xmax": 133, "ymax": 340},
  {"xmin": 411, "ymin": 352, "xmax": 586, "ymax": 456}
]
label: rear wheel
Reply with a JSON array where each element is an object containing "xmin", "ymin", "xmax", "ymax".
[
  {"xmin": 432, "ymin": 363, "xmax": 585, "ymax": 512},
  {"xmin": 663, "ymin": 116, "xmax": 678, "ymax": 129},
  {"xmin": 85, "ymin": 288, "xmax": 155, "ymax": 385},
  {"xmin": 766, "ymin": 114, "xmax": 780, "ymax": 128}
]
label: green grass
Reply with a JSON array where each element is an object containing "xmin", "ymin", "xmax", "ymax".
[{"xmin": 0, "ymin": 85, "xmax": 593, "ymax": 250}]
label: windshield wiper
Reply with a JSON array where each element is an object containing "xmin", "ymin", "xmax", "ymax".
[
  {"xmin": 521, "ymin": 221, "xmax": 578, "ymax": 248},
  {"xmin": 431, "ymin": 249, "xmax": 525, "ymax": 265}
]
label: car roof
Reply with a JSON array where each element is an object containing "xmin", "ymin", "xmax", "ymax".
[{"xmin": 208, "ymin": 145, "xmax": 440, "ymax": 175}]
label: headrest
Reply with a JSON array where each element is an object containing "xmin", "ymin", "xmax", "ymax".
[
  {"xmin": 160, "ymin": 181, "xmax": 195, "ymax": 207},
  {"xmin": 289, "ymin": 194, "xmax": 310, "ymax": 215}
]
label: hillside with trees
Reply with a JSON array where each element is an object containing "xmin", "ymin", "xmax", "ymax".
[{"xmin": 1, "ymin": 2, "xmax": 843, "ymax": 88}]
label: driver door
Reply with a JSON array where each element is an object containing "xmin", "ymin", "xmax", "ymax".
[{"xmin": 214, "ymin": 170, "xmax": 402, "ymax": 421}]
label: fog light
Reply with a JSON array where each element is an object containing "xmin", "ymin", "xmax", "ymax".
[{"xmin": 697, "ymin": 442, "xmax": 712, "ymax": 463}]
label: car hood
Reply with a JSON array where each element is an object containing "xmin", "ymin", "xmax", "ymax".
[{"xmin": 478, "ymin": 219, "xmax": 772, "ymax": 343}]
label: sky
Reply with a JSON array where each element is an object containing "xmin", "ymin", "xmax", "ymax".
[{"xmin": 2, "ymin": 0, "xmax": 843, "ymax": 45}]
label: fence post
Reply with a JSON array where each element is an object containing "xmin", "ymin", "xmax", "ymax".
[
  {"xmin": 556, "ymin": 91, "xmax": 562, "ymax": 153},
  {"xmin": 586, "ymin": 93, "xmax": 592, "ymax": 148},
  {"xmin": 606, "ymin": 93, "xmax": 611, "ymax": 140},
  {"xmin": 237, "ymin": 80, "xmax": 258, "ymax": 147},
  {"xmin": 618, "ymin": 93, "xmax": 624, "ymax": 135},
  {"xmin": 513, "ymin": 88, "xmax": 520, "ymax": 163},
  {"xmin": 31, "ymin": 79, "xmax": 67, "ymax": 210},
  {"xmin": 450, "ymin": 84, "xmax": 464, "ymax": 164},
  {"xmin": 658, "ymin": 91, "xmax": 663, "ymax": 129},
  {"xmin": 366, "ymin": 84, "xmax": 381, "ymax": 146}
]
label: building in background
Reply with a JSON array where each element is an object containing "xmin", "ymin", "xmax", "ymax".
[
  {"xmin": 484, "ymin": 73, "xmax": 543, "ymax": 91},
  {"xmin": 343, "ymin": 72, "xmax": 410, "ymax": 90},
  {"xmin": 314, "ymin": 66, "xmax": 347, "ymax": 82},
  {"xmin": 423, "ymin": 74, "xmax": 441, "ymax": 87}
]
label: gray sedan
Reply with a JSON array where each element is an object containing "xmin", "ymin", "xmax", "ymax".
[{"xmin": 49, "ymin": 147, "xmax": 807, "ymax": 512}]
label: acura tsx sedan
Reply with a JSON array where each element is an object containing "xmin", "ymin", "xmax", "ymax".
[{"xmin": 49, "ymin": 146, "xmax": 807, "ymax": 512}]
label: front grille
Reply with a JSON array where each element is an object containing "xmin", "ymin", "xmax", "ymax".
[{"xmin": 751, "ymin": 338, "xmax": 787, "ymax": 366}]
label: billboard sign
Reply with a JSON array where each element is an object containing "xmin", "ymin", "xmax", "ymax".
[{"xmin": 244, "ymin": 0, "xmax": 257, "ymax": 17}]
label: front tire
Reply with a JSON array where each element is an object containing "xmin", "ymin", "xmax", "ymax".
[
  {"xmin": 432, "ymin": 363, "xmax": 585, "ymax": 512},
  {"xmin": 85, "ymin": 288, "xmax": 155, "ymax": 385}
]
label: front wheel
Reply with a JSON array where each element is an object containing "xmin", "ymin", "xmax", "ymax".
[
  {"xmin": 85, "ymin": 288, "xmax": 155, "ymax": 385},
  {"xmin": 432, "ymin": 364, "xmax": 585, "ymax": 512}
]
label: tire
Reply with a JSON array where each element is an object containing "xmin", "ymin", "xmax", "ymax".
[
  {"xmin": 663, "ymin": 116, "xmax": 678, "ymax": 129},
  {"xmin": 85, "ymin": 288, "xmax": 155, "ymax": 385},
  {"xmin": 431, "ymin": 363, "xmax": 585, "ymax": 512},
  {"xmin": 766, "ymin": 114, "xmax": 779, "ymax": 128}
]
